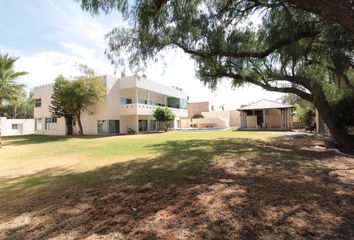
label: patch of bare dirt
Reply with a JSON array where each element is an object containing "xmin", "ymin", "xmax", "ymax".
[{"xmin": 0, "ymin": 136, "xmax": 353, "ymax": 239}]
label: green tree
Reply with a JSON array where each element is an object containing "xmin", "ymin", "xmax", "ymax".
[
  {"xmin": 50, "ymin": 65, "xmax": 106, "ymax": 135},
  {"xmin": 79, "ymin": 0, "xmax": 354, "ymax": 149},
  {"xmin": 0, "ymin": 53, "xmax": 28, "ymax": 115},
  {"xmin": 0, "ymin": 53, "xmax": 28, "ymax": 147},
  {"xmin": 153, "ymin": 106, "xmax": 175, "ymax": 132},
  {"xmin": 3, "ymin": 90, "xmax": 34, "ymax": 119},
  {"xmin": 294, "ymin": 103, "xmax": 315, "ymax": 130},
  {"xmin": 50, "ymin": 76, "xmax": 74, "ymax": 135}
]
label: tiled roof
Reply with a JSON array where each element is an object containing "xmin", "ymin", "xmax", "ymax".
[{"xmin": 238, "ymin": 99, "xmax": 293, "ymax": 110}]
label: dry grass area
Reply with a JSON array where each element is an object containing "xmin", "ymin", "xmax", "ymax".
[{"xmin": 0, "ymin": 132, "xmax": 353, "ymax": 239}]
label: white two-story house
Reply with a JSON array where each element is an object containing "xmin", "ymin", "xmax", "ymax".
[{"xmin": 33, "ymin": 75, "xmax": 188, "ymax": 135}]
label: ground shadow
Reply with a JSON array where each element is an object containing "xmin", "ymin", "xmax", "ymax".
[
  {"xmin": 0, "ymin": 136, "xmax": 353, "ymax": 239},
  {"xmin": 2, "ymin": 134, "xmax": 126, "ymax": 146}
]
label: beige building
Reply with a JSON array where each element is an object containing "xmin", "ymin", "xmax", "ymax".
[
  {"xmin": 188, "ymin": 102, "xmax": 211, "ymax": 117},
  {"xmin": 238, "ymin": 99, "xmax": 294, "ymax": 130},
  {"xmin": 190, "ymin": 110, "xmax": 241, "ymax": 128},
  {"xmin": 180, "ymin": 101, "xmax": 241, "ymax": 129},
  {"xmin": 33, "ymin": 75, "xmax": 188, "ymax": 135}
]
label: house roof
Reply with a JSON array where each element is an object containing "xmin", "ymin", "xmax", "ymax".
[{"xmin": 238, "ymin": 99, "xmax": 293, "ymax": 111}]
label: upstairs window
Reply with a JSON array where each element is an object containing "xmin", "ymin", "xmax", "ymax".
[
  {"xmin": 35, "ymin": 98, "xmax": 41, "ymax": 107},
  {"xmin": 138, "ymin": 99, "xmax": 148, "ymax": 104},
  {"xmin": 12, "ymin": 124, "xmax": 18, "ymax": 130},
  {"xmin": 120, "ymin": 97, "xmax": 133, "ymax": 104}
]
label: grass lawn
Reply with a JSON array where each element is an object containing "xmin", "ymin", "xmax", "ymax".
[{"xmin": 0, "ymin": 131, "xmax": 353, "ymax": 239}]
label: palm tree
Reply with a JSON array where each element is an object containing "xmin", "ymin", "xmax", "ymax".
[{"xmin": 0, "ymin": 53, "xmax": 28, "ymax": 147}]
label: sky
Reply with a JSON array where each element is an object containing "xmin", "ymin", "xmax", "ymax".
[{"xmin": 0, "ymin": 0, "xmax": 284, "ymax": 111}]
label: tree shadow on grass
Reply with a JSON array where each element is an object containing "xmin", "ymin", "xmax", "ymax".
[
  {"xmin": 2, "ymin": 135, "xmax": 70, "ymax": 146},
  {"xmin": 0, "ymin": 137, "xmax": 353, "ymax": 239},
  {"xmin": 2, "ymin": 134, "xmax": 122, "ymax": 146}
]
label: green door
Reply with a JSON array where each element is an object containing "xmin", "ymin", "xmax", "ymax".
[
  {"xmin": 97, "ymin": 120, "xmax": 106, "ymax": 135},
  {"xmin": 109, "ymin": 120, "xmax": 120, "ymax": 134}
]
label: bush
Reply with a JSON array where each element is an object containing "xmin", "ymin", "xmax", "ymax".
[{"xmin": 192, "ymin": 114, "xmax": 204, "ymax": 119}]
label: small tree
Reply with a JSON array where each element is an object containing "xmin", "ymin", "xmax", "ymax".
[{"xmin": 153, "ymin": 107, "xmax": 175, "ymax": 132}]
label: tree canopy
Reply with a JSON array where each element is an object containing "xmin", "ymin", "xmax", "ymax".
[
  {"xmin": 50, "ymin": 65, "xmax": 106, "ymax": 135},
  {"xmin": 153, "ymin": 106, "xmax": 175, "ymax": 131},
  {"xmin": 78, "ymin": 0, "xmax": 354, "ymax": 148},
  {"xmin": 1, "ymin": 90, "xmax": 34, "ymax": 119},
  {"xmin": 0, "ymin": 53, "xmax": 28, "ymax": 116}
]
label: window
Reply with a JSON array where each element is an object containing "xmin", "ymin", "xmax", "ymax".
[
  {"xmin": 97, "ymin": 120, "xmax": 107, "ymax": 135},
  {"xmin": 150, "ymin": 120, "xmax": 157, "ymax": 131},
  {"xmin": 120, "ymin": 97, "xmax": 133, "ymax": 104},
  {"xmin": 167, "ymin": 97, "xmax": 187, "ymax": 109},
  {"xmin": 35, "ymin": 118, "xmax": 42, "ymax": 130},
  {"xmin": 139, "ymin": 120, "xmax": 148, "ymax": 132},
  {"xmin": 109, "ymin": 120, "xmax": 120, "ymax": 134},
  {"xmin": 34, "ymin": 98, "xmax": 41, "ymax": 107},
  {"xmin": 45, "ymin": 117, "xmax": 57, "ymax": 130},
  {"xmin": 167, "ymin": 97, "xmax": 180, "ymax": 109},
  {"xmin": 12, "ymin": 124, "xmax": 18, "ymax": 130},
  {"xmin": 138, "ymin": 99, "xmax": 148, "ymax": 104},
  {"xmin": 180, "ymin": 99, "xmax": 187, "ymax": 110}
]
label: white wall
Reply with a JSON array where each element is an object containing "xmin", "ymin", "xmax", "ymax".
[
  {"xmin": 195, "ymin": 110, "xmax": 241, "ymax": 128},
  {"xmin": 33, "ymin": 75, "xmax": 188, "ymax": 135},
  {"xmin": 0, "ymin": 117, "xmax": 34, "ymax": 136},
  {"xmin": 33, "ymin": 84, "xmax": 67, "ymax": 135}
]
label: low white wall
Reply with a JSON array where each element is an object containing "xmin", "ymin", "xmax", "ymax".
[
  {"xmin": 192, "ymin": 117, "xmax": 228, "ymax": 128},
  {"xmin": 0, "ymin": 117, "xmax": 34, "ymax": 136}
]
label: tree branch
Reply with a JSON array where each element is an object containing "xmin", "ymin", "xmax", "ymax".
[
  {"xmin": 173, "ymin": 30, "xmax": 319, "ymax": 60},
  {"xmin": 203, "ymin": 71, "xmax": 314, "ymax": 102}
]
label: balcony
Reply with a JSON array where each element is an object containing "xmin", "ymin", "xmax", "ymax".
[{"xmin": 120, "ymin": 104, "xmax": 188, "ymax": 117}]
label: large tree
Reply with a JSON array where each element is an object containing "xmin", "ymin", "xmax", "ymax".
[
  {"xmin": 50, "ymin": 76, "xmax": 74, "ymax": 135},
  {"xmin": 283, "ymin": 0, "xmax": 354, "ymax": 33},
  {"xmin": 79, "ymin": 0, "xmax": 354, "ymax": 149},
  {"xmin": 50, "ymin": 65, "xmax": 106, "ymax": 135},
  {"xmin": 0, "ymin": 53, "xmax": 28, "ymax": 147}
]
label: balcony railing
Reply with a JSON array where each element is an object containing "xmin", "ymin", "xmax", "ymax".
[{"xmin": 120, "ymin": 103, "xmax": 187, "ymax": 117}]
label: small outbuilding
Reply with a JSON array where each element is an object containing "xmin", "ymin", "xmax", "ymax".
[
  {"xmin": 238, "ymin": 99, "xmax": 294, "ymax": 130},
  {"xmin": 0, "ymin": 117, "xmax": 34, "ymax": 136}
]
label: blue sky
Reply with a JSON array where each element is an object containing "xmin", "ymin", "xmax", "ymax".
[{"xmin": 0, "ymin": 0, "xmax": 283, "ymax": 110}]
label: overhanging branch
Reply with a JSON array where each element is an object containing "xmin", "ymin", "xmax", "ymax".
[{"xmin": 173, "ymin": 30, "xmax": 319, "ymax": 60}]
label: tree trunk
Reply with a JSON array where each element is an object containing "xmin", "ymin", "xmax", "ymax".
[
  {"xmin": 77, "ymin": 114, "xmax": 84, "ymax": 135},
  {"xmin": 164, "ymin": 121, "xmax": 168, "ymax": 132},
  {"xmin": 65, "ymin": 115, "xmax": 73, "ymax": 135},
  {"xmin": 313, "ymin": 91, "xmax": 354, "ymax": 149},
  {"xmin": 0, "ymin": 119, "xmax": 2, "ymax": 149}
]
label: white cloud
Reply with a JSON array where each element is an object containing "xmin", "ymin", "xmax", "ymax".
[{"xmin": 5, "ymin": 0, "xmax": 284, "ymax": 109}]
